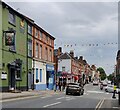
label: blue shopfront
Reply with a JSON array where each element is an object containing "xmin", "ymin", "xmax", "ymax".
[{"xmin": 46, "ymin": 64, "xmax": 54, "ymax": 90}]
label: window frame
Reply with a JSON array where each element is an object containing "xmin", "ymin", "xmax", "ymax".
[
  {"xmin": 28, "ymin": 39, "xmax": 32, "ymax": 57},
  {"xmin": 8, "ymin": 11, "xmax": 16, "ymax": 26}
]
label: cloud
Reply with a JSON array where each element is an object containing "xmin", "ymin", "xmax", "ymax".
[{"xmin": 5, "ymin": 1, "xmax": 118, "ymax": 74}]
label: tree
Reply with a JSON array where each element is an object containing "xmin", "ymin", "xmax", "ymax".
[
  {"xmin": 107, "ymin": 74, "xmax": 114, "ymax": 81},
  {"xmin": 97, "ymin": 67, "xmax": 107, "ymax": 80}
]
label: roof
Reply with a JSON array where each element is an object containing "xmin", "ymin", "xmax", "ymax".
[
  {"xmin": 2, "ymin": 2, "xmax": 34, "ymax": 24},
  {"xmin": 2, "ymin": 2, "xmax": 55, "ymax": 40},
  {"xmin": 59, "ymin": 52, "xmax": 71, "ymax": 59}
]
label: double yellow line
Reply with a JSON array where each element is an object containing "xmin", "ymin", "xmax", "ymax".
[{"xmin": 95, "ymin": 98, "xmax": 105, "ymax": 110}]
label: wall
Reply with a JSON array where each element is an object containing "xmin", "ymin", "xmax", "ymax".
[
  {"xmin": 1, "ymin": 6, "xmax": 27, "ymax": 90},
  {"xmin": 58, "ymin": 59, "xmax": 71, "ymax": 73},
  {"xmin": 32, "ymin": 60, "xmax": 46, "ymax": 90}
]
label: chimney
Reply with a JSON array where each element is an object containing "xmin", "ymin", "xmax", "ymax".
[
  {"xmin": 70, "ymin": 50, "xmax": 74, "ymax": 57},
  {"xmin": 79, "ymin": 56, "xmax": 83, "ymax": 61},
  {"xmin": 58, "ymin": 47, "xmax": 62, "ymax": 56}
]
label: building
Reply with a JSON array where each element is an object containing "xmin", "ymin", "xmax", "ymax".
[
  {"xmin": 116, "ymin": 50, "xmax": 120, "ymax": 75},
  {"xmin": 58, "ymin": 51, "xmax": 85, "ymax": 83},
  {"xmin": 32, "ymin": 24, "xmax": 55, "ymax": 90},
  {"xmin": 0, "ymin": 2, "xmax": 33, "ymax": 92}
]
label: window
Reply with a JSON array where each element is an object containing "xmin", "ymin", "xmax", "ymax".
[
  {"xmin": 50, "ymin": 49, "xmax": 52, "ymax": 62},
  {"xmin": 46, "ymin": 36, "xmax": 48, "ymax": 42},
  {"xmin": 36, "ymin": 68, "xmax": 39, "ymax": 83},
  {"xmin": 16, "ymin": 68, "xmax": 22, "ymax": 80},
  {"xmin": 28, "ymin": 24, "xmax": 32, "ymax": 35},
  {"xmin": 9, "ymin": 11, "xmax": 16, "ymax": 25},
  {"xmin": 40, "ymin": 31, "xmax": 43, "ymax": 40},
  {"xmin": 39, "ymin": 45, "xmax": 42, "ymax": 59},
  {"xmin": 62, "ymin": 66, "xmax": 65, "ymax": 72},
  {"xmin": 40, "ymin": 69, "xmax": 42, "ymax": 82},
  {"xmin": 28, "ymin": 39, "xmax": 32, "ymax": 57},
  {"xmin": 35, "ymin": 43, "xmax": 39, "ymax": 58},
  {"xmin": 45, "ymin": 47, "xmax": 48, "ymax": 60},
  {"xmin": 50, "ymin": 39, "xmax": 52, "ymax": 45},
  {"xmin": 35, "ymin": 29, "xmax": 38, "ymax": 38},
  {"xmin": 9, "ymin": 29, "xmax": 16, "ymax": 52}
]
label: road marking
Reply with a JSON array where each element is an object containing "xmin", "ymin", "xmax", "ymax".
[
  {"xmin": 41, "ymin": 95, "xmax": 52, "ymax": 99},
  {"xmin": 113, "ymin": 107, "xmax": 120, "ymax": 109},
  {"xmin": 43, "ymin": 102, "xmax": 61, "ymax": 108},
  {"xmin": 56, "ymin": 97, "xmax": 65, "ymax": 100},
  {"xmin": 95, "ymin": 98, "xmax": 105, "ymax": 110},
  {"xmin": 1, "ymin": 95, "xmax": 40, "ymax": 103},
  {"xmin": 66, "ymin": 98, "xmax": 75, "ymax": 101},
  {"xmin": 87, "ymin": 91, "xmax": 104, "ymax": 94}
]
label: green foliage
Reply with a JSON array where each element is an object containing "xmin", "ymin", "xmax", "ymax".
[
  {"xmin": 107, "ymin": 74, "xmax": 113, "ymax": 81},
  {"xmin": 97, "ymin": 67, "xmax": 107, "ymax": 80}
]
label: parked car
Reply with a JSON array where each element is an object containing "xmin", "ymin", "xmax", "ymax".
[
  {"xmin": 66, "ymin": 83, "xmax": 84, "ymax": 95},
  {"xmin": 104, "ymin": 85, "xmax": 120, "ymax": 93},
  {"xmin": 93, "ymin": 80, "xmax": 99, "ymax": 85}
]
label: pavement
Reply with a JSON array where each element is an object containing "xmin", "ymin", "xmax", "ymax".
[{"xmin": 0, "ymin": 89, "xmax": 59, "ymax": 101}]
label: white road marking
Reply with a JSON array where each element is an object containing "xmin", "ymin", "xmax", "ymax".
[
  {"xmin": 87, "ymin": 91, "xmax": 104, "ymax": 94},
  {"xmin": 43, "ymin": 102, "xmax": 61, "ymax": 108},
  {"xmin": 56, "ymin": 97, "xmax": 65, "ymax": 100},
  {"xmin": 106, "ymin": 93, "xmax": 109, "ymax": 94},
  {"xmin": 113, "ymin": 107, "xmax": 120, "ymax": 109},
  {"xmin": 98, "ymin": 98, "xmax": 105, "ymax": 109},
  {"xmin": 41, "ymin": 95, "xmax": 52, "ymax": 99},
  {"xmin": 1, "ymin": 95, "xmax": 40, "ymax": 103},
  {"xmin": 95, "ymin": 99, "xmax": 102, "ymax": 110}
]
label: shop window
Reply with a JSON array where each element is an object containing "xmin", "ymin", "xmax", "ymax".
[
  {"xmin": 8, "ymin": 11, "xmax": 16, "ymax": 25},
  {"xmin": 40, "ymin": 69, "xmax": 42, "ymax": 82},
  {"xmin": 36, "ymin": 68, "xmax": 39, "ymax": 83}
]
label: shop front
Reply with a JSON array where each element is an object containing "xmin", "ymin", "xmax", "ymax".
[{"xmin": 46, "ymin": 64, "xmax": 54, "ymax": 90}]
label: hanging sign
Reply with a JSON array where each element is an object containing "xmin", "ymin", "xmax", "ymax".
[{"xmin": 5, "ymin": 31, "xmax": 15, "ymax": 46}]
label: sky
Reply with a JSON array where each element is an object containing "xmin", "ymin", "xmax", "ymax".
[{"xmin": 3, "ymin": 0, "xmax": 119, "ymax": 75}]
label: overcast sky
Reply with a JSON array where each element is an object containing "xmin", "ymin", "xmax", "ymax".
[{"xmin": 3, "ymin": 0, "xmax": 119, "ymax": 75}]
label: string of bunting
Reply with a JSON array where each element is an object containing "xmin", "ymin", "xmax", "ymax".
[{"xmin": 54, "ymin": 42, "xmax": 118, "ymax": 47}]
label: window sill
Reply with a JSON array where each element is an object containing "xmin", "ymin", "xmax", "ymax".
[
  {"xmin": 16, "ymin": 78, "xmax": 22, "ymax": 81},
  {"xmin": 9, "ymin": 49, "xmax": 16, "ymax": 53},
  {"xmin": 28, "ymin": 55, "xmax": 32, "ymax": 58}
]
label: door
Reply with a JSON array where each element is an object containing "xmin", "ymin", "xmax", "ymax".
[
  {"xmin": 28, "ymin": 72, "xmax": 33, "ymax": 89},
  {"xmin": 10, "ymin": 68, "xmax": 15, "ymax": 89}
]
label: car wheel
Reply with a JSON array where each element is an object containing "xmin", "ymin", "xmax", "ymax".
[{"xmin": 105, "ymin": 89, "xmax": 108, "ymax": 92}]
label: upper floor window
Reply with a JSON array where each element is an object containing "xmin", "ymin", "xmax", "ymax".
[
  {"xmin": 40, "ymin": 31, "xmax": 43, "ymax": 40},
  {"xmin": 50, "ymin": 39, "xmax": 52, "ymax": 45},
  {"xmin": 45, "ymin": 47, "xmax": 48, "ymax": 60},
  {"xmin": 28, "ymin": 39, "xmax": 32, "ymax": 57},
  {"xmin": 9, "ymin": 11, "xmax": 16, "ymax": 25},
  {"xmin": 35, "ymin": 43, "xmax": 39, "ymax": 58},
  {"xmin": 50, "ymin": 49, "xmax": 52, "ymax": 62},
  {"xmin": 35, "ymin": 29, "xmax": 38, "ymax": 38},
  {"xmin": 39, "ymin": 45, "xmax": 42, "ymax": 59},
  {"xmin": 28, "ymin": 24, "xmax": 32, "ymax": 35},
  {"xmin": 62, "ymin": 66, "xmax": 65, "ymax": 72},
  {"xmin": 46, "ymin": 35, "xmax": 48, "ymax": 43}
]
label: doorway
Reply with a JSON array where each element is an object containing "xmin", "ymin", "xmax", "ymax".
[{"xmin": 9, "ymin": 68, "xmax": 15, "ymax": 90}]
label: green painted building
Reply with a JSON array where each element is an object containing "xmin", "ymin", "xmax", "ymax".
[{"xmin": 0, "ymin": 2, "xmax": 33, "ymax": 92}]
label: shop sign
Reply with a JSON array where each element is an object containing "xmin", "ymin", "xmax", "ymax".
[
  {"xmin": 1, "ymin": 72, "xmax": 7, "ymax": 80},
  {"xmin": 46, "ymin": 65, "xmax": 54, "ymax": 71}
]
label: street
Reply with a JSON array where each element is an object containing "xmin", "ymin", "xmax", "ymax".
[{"xmin": 2, "ymin": 83, "xmax": 118, "ymax": 109}]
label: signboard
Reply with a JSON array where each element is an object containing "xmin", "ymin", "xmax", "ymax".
[
  {"xmin": 5, "ymin": 31, "xmax": 15, "ymax": 46},
  {"xmin": 1, "ymin": 72, "xmax": 7, "ymax": 80},
  {"xmin": 46, "ymin": 65, "xmax": 54, "ymax": 71}
]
